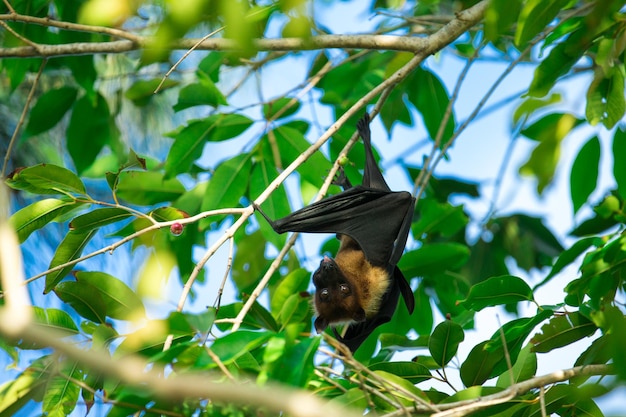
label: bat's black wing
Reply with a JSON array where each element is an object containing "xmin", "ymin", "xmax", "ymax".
[{"xmin": 258, "ymin": 186, "xmax": 414, "ymax": 268}]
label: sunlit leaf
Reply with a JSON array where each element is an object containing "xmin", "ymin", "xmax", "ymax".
[
  {"xmin": 460, "ymin": 275, "xmax": 534, "ymax": 311},
  {"xmin": 7, "ymin": 164, "xmax": 86, "ymax": 195},
  {"xmin": 69, "ymin": 208, "xmax": 133, "ymax": 231},
  {"xmin": 44, "ymin": 230, "xmax": 98, "ymax": 293},
  {"xmin": 9, "ymin": 198, "xmax": 80, "ymax": 243},
  {"xmin": 116, "ymin": 171, "xmax": 185, "ymax": 205},
  {"xmin": 75, "ymin": 271, "xmax": 146, "ymax": 320},
  {"xmin": 173, "ymin": 73, "xmax": 227, "ymax": 112}
]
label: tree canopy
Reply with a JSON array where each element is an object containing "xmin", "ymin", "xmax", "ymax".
[{"xmin": 1, "ymin": 0, "xmax": 625, "ymax": 416}]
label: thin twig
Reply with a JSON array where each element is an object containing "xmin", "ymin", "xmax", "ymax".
[
  {"xmin": 205, "ymin": 347, "xmax": 236, "ymax": 382},
  {"xmin": 0, "ymin": 20, "xmax": 44, "ymax": 53},
  {"xmin": 1, "ymin": 58, "xmax": 46, "ymax": 178},
  {"xmin": 154, "ymin": 26, "xmax": 225, "ymax": 93},
  {"xmin": 18, "ymin": 208, "xmax": 245, "ymax": 288}
]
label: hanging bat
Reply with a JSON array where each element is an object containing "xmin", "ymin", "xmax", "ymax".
[{"xmin": 255, "ymin": 113, "xmax": 415, "ymax": 352}]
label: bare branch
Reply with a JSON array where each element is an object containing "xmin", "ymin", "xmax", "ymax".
[{"xmin": 0, "ymin": 319, "xmax": 364, "ymax": 417}]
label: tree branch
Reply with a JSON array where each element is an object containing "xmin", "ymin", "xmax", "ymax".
[{"xmin": 0, "ymin": 1, "xmax": 489, "ymax": 58}]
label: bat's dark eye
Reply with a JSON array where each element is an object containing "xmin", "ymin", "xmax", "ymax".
[
  {"xmin": 340, "ymin": 284, "xmax": 350, "ymax": 294},
  {"xmin": 320, "ymin": 288, "xmax": 329, "ymax": 300}
]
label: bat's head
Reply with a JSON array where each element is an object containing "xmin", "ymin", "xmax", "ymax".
[{"xmin": 312, "ymin": 256, "xmax": 365, "ymax": 333}]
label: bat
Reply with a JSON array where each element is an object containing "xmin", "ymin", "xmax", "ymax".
[{"xmin": 255, "ymin": 113, "xmax": 415, "ymax": 352}]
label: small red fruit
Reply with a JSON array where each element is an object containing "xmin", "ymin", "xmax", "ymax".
[{"xmin": 170, "ymin": 222, "xmax": 184, "ymax": 236}]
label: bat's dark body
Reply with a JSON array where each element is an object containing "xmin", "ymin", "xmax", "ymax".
[{"xmin": 256, "ymin": 114, "xmax": 415, "ymax": 352}]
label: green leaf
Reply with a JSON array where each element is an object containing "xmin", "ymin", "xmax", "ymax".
[
  {"xmin": 116, "ymin": 171, "xmax": 186, "ymax": 205},
  {"xmin": 535, "ymin": 236, "xmax": 603, "ymax": 290},
  {"xmin": 272, "ymin": 125, "xmax": 331, "ymax": 186},
  {"xmin": 570, "ymin": 136, "xmax": 600, "ymax": 215},
  {"xmin": 613, "ymin": 127, "xmax": 626, "ymax": 199},
  {"xmin": 23, "ymin": 86, "xmax": 77, "ymax": 138},
  {"xmin": 164, "ymin": 113, "xmax": 253, "ymax": 177},
  {"xmin": 369, "ymin": 361, "xmax": 432, "ymax": 384},
  {"xmin": 277, "ymin": 293, "xmax": 309, "ymax": 329},
  {"xmin": 515, "ymin": 0, "xmax": 571, "ymax": 47},
  {"xmin": 9, "ymin": 198, "xmax": 79, "ymax": 243},
  {"xmin": 178, "ymin": 309, "xmax": 217, "ymax": 334},
  {"xmin": 125, "ymin": 78, "xmax": 179, "ymax": 106},
  {"xmin": 399, "ymin": 243, "xmax": 470, "ymax": 277},
  {"xmin": 428, "ymin": 320, "xmax": 464, "ymax": 367},
  {"xmin": 0, "ymin": 371, "xmax": 47, "ymax": 415},
  {"xmin": 54, "ymin": 281, "xmax": 107, "ymax": 323},
  {"xmin": 460, "ymin": 340, "xmax": 503, "ymax": 387},
  {"xmin": 67, "ymin": 93, "xmax": 118, "ymax": 174},
  {"xmin": 485, "ymin": 0, "xmax": 522, "ymax": 43},
  {"xmin": 173, "ymin": 73, "xmax": 228, "ymax": 112},
  {"xmin": 412, "ymin": 199, "xmax": 468, "ymax": 239},
  {"xmin": 263, "ymin": 97, "xmax": 301, "ymax": 120},
  {"xmin": 407, "ymin": 67, "xmax": 455, "ymax": 144},
  {"xmin": 527, "ymin": 29, "xmax": 586, "ymax": 97},
  {"xmin": 44, "ymin": 229, "xmax": 98, "ymax": 293},
  {"xmin": 512, "ymin": 93, "xmax": 562, "ymax": 126},
  {"xmin": 75, "ymin": 271, "xmax": 146, "ymax": 320},
  {"xmin": 526, "ymin": 384, "xmax": 575, "ymax": 417},
  {"xmin": 201, "ymin": 153, "xmax": 253, "ymax": 224},
  {"xmin": 269, "ymin": 336, "xmax": 320, "ymax": 388},
  {"xmin": 519, "ymin": 113, "xmax": 582, "ymax": 193},
  {"xmin": 531, "ymin": 312, "xmax": 597, "ymax": 353},
  {"xmin": 42, "ymin": 362, "xmax": 81, "ymax": 416},
  {"xmin": 69, "ymin": 207, "xmax": 133, "ymax": 231},
  {"xmin": 210, "ymin": 331, "xmax": 272, "ymax": 364},
  {"xmin": 270, "ymin": 268, "xmax": 310, "ymax": 315},
  {"xmin": 6, "ymin": 164, "xmax": 86, "ymax": 195},
  {"xmin": 35, "ymin": 307, "xmax": 79, "ymax": 333},
  {"xmin": 247, "ymin": 302, "xmax": 280, "ymax": 332},
  {"xmin": 586, "ymin": 67, "xmax": 626, "ymax": 129},
  {"xmin": 460, "ymin": 275, "xmax": 534, "ymax": 311},
  {"xmin": 496, "ymin": 344, "xmax": 537, "ymax": 388}
]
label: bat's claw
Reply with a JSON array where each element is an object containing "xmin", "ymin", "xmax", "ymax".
[{"xmin": 332, "ymin": 167, "xmax": 352, "ymax": 189}]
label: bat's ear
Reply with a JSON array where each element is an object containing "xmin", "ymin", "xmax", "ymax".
[
  {"xmin": 314, "ymin": 316, "xmax": 329, "ymax": 333},
  {"xmin": 351, "ymin": 308, "xmax": 366, "ymax": 323}
]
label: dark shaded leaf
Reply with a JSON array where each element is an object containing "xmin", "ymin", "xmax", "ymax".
[
  {"xmin": 429, "ymin": 320, "xmax": 464, "ymax": 367},
  {"xmin": 570, "ymin": 136, "xmax": 600, "ymax": 215},
  {"xmin": 399, "ymin": 243, "xmax": 470, "ymax": 278},
  {"xmin": 23, "ymin": 86, "xmax": 77, "ymax": 138}
]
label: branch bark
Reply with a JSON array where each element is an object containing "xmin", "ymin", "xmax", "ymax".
[{"xmin": 0, "ymin": 3, "xmax": 485, "ymax": 58}]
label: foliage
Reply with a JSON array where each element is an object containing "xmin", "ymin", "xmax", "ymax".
[{"xmin": 0, "ymin": 0, "xmax": 625, "ymax": 416}]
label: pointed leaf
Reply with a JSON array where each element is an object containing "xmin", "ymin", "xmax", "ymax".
[
  {"xmin": 116, "ymin": 171, "xmax": 185, "ymax": 205},
  {"xmin": 369, "ymin": 361, "xmax": 432, "ymax": 384},
  {"xmin": 613, "ymin": 127, "xmax": 626, "ymax": 199},
  {"xmin": 7, "ymin": 164, "xmax": 86, "ymax": 195},
  {"xmin": 570, "ymin": 136, "xmax": 600, "ymax": 214},
  {"xmin": 263, "ymin": 97, "xmax": 301, "ymax": 120},
  {"xmin": 54, "ymin": 281, "xmax": 107, "ymax": 323},
  {"xmin": 201, "ymin": 153, "xmax": 253, "ymax": 226},
  {"xmin": 429, "ymin": 320, "xmax": 464, "ymax": 367},
  {"xmin": 75, "ymin": 271, "xmax": 146, "ymax": 320},
  {"xmin": 9, "ymin": 198, "xmax": 79, "ymax": 243},
  {"xmin": 210, "ymin": 331, "xmax": 272, "ymax": 364},
  {"xmin": 399, "ymin": 243, "xmax": 470, "ymax": 278},
  {"xmin": 23, "ymin": 86, "xmax": 78, "ymax": 138},
  {"xmin": 515, "ymin": 0, "xmax": 571, "ymax": 47},
  {"xmin": 67, "ymin": 93, "xmax": 118, "ymax": 174},
  {"xmin": 164, "ymin": 113, "xmax": 252, "ymax": 177},
  {"xmin": 42, "ymin": 362, "xmax": 81, "ymax": 416},
  {"xmin": 460, "ymin": 340, "xmax": 503, "ymax": 387},
  {"xmin": 531, "ymin": 312, "xmax": 597, "ymax": 353},
  {"xmin": 69, "ymin": 208, "xmax": 133, "ymax": 231},
  {"xmin": 125, "ymin": 78, "xmax": 179, "ymax": 106},
  {"xmin": 496, "ymin": 344, "xmax": 537, "ymax": 388},
  {"xmin": 45, "ymin": 230, "xmax": 98, "ymax": 293},
  {"xmin": 173, "ymin": 74, "xmax": 227, "ymax": 112},
  {"xmin": 460, "ymin": 275, "xmax": 534, "ymax": 311}
]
